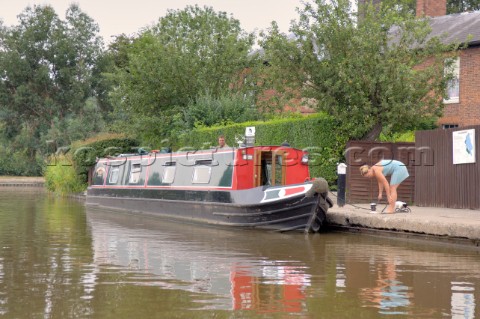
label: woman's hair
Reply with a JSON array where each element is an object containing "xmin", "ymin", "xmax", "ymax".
[{"xmin": 359, "ymin": 165, "xmax": 370, "ymax": 176}]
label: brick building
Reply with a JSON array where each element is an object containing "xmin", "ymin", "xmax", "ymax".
[
  {"xmin": 360, "ymin": 0, "xmax": 480, "ymax": 128},
  {"xmin": 422, "ymin": 1, "xmax": 480, "ymax": 128}
]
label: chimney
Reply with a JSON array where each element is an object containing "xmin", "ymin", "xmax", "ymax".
[{"xmin": 416, "ymin": 0, "xmax": 447, "ymax": 17}]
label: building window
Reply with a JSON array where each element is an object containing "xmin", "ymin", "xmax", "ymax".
[
  {"xmin": 442, "ymin": 124, "xmax": 459, "ymax": 129},
  {"xmin": 444, "ymin": 57, "xmax": 460, "ymax": 104}
]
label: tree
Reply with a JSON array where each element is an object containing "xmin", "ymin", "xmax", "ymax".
[
  {"xmin": 447, "ymin": 0, "xmax": 480, "ymax": 13},
  {"xmin": 260, "ymin": 0, "xmax": 459, "ymax": 140},
  {"xmin": 183, "ymin": 92, "xmax": 259, "ymax": 128},
  {"xmin": 0, "ymin": 4, "xmax": 104, "ymax": 174},
  {"xmin": 359, "ymin": 0, "xmax": 480, "ymax": 15},
  {"xmin": 109, "ymin": 5, "xmax": 258, "ymax": 144}
]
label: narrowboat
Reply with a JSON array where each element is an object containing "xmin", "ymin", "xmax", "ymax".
[{"xmin": 86, "ymin": 140, "xmax": 332, "ymax": 232}]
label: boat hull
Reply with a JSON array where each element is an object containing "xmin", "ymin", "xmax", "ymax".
[{"xmin": 86, "ymin": 186, "xmax": 327, "ymax": 232}]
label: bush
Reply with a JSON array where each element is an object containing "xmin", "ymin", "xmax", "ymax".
[
  {"xmin": 44, "ymin": 133, "xmax": 141, "ymax": 195},
  {"xmin": 71, "ymin": 133, "xmax": 140, "ymax": 184},
  {"xmin": 379, "ymin": 131, "xmax": 415, "ymax": 142},
  {"xmin": 184, "ymin": 92, "xmax": 260, "ymax": 128},
  {"xmin": 0, "ymin": 146, "xmax": 43, "ymax": 176},
  {"xmin": 44, "ymin": 154, "xmax": 87, "ymax": 195}
]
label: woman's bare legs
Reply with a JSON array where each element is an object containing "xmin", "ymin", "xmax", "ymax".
[{"xmin": 387, "ymin": 184, "xmax": 399, "ymax": 213}]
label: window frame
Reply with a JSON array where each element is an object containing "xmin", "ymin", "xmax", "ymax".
[
  {"xmin": 442, "ymin": 124, "xmax": 459, "ymax": 129},
  {"xmin": 128, "ymin": 163, "xmax": 141, "ymax": 184},
  {"xmin": 443, "ymin": 57, "xmax": 460, "ymax": 104}
]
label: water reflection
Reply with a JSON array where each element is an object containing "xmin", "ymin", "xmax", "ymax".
[
  {"xmin": 86, "ymin": 208, "xmax": 480, "ymax": 317},
  {"xmin": 451, "ymin": 281, "xmax": 475, "ymax": 319},
  {"xmin": 87, "ymin": 209, "xmax": 315, "ymax": 312},
  {"xmin": 0, "ymin": 189, "xmax": 479, "ymax": 318},
  {"xmin": 360, "ymin": 260, "xmax": 412, "ymax": 315}
]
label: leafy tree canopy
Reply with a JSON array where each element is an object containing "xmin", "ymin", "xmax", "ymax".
[
  {"xmin": 360, "ymin": 0, "xmax": 480, "ymax": 15},
  {"xmin": 260, "ymin": 0, "xmax": 460, "ymax": 140},
  {"xmin": 447, "ymin": 0, "xmax": 480, "ymax": 13},
  {"xmin": 110, "ymin": 5, "xmax": 257, "ymax": 119},
  {"xmin": 0, "ymin": 4, "xmax": 104, "ymax": 174},
  {"xmin": 184, "ymin": 91, "xmax": 259, "ymax": 128}
]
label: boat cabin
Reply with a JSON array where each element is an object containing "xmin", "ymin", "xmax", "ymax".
[{"xmin": 90, "ymin": 146, "xmax": 311, "ymax": 190}]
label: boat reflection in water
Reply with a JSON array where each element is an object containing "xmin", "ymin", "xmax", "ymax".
[
  {"xmin": 87, "ymin": 208, "xmax": 313, "ymax": 312},
  {"xmin": 86, "ymin": 208, "xmax": 480, "ymax": 317}
]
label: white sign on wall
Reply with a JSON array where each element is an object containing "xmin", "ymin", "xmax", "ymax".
[
  {"xmin": 245, "ymin": 126, "xmax": 256, "ymax": 137},
  {"xmin": 245, "ymin": 126, "xmax": 255, "ymax": 146},
  {"xmin": 452, "ymin": 129, "xmax": 476, "ymax": 164}
]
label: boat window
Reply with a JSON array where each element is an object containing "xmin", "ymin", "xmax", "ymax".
[
  {"xmin": 192, "ymin": 166, "xmax": 211, "ymax": 184},
  {"xmin": 128, "ymin": 163, "xmax": 141, "ymax": 184},
  {"xmin": 108, "ymin": 167, "xmax": 120, "ymax": 184},
  {"xmin": 131, "ymin": 163, "xmax": 141, "ymax": 172},
  {"xmin": 162, "ymin": 166, "xmax": 176, "ymax": 184}
]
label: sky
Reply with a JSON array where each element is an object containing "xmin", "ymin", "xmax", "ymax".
[{"xmin": 0, "ymin": 0, "xmax": 302, "ymax": 43}]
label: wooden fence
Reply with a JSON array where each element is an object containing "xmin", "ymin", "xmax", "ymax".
[
  {"xmin": 415, "ymin": 126, "xmax": 480, "ymax": 209},
  {"xmin": 345, "ymin": 141, "xmax": 416, "ymax": 204}
]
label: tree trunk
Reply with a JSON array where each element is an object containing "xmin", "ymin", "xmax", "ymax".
[{"xmin": 362, "ymin": 122, "xmax": 382, "ymax": 141}]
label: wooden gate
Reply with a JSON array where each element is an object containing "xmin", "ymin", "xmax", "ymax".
[{"xmin": 415, "ymin": 126, "xmax": 480, "ymax": 209}]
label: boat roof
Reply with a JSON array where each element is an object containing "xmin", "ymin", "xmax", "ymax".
[{"xmin": 101, "ymin": 145, "xmax": 305, "ymax": 161}]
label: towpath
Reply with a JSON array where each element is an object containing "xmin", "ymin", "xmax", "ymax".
[{"xmin": 327, "ymin": 198, "xmax": 480, "ymax": 245}]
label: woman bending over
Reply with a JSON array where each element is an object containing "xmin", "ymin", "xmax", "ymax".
[{"xmin": 359, "ymin": 160, "xmax": 409, "ymax": 213}]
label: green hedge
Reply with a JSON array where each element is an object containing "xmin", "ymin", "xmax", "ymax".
[
  {"xmin": 174, "ymin": 113, "xmax": 349, "ymax": 185},
  {"xmin": 71, "ymin": 135, "xmax": 139, "ymax": 185}
]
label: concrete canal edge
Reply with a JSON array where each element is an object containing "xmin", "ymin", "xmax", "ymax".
[
  {"xmin": 0, "ymin": 176, "xmax": 45, "ymax": 187},
  {"xmin": 326, "ymin": 201, "xmax": 480, "ymax": 247}
]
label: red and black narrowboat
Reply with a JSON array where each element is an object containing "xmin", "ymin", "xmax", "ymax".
[{"xmin": 86, "ymin": 144, "xmax": 332, "ymax": 232}]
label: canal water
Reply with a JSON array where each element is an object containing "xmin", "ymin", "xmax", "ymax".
[{"xmin": 0, "ymin": 189, "xmax": 479, "ymax": 318}]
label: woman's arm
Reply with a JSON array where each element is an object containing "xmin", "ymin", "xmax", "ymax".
[
  {"xmin": 377, "ymin": 179, "xmax": 384, "ymax": 200},
  {"xmin": 373, "ymin": 167, "xmax": 391, "ymax": 202}
]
